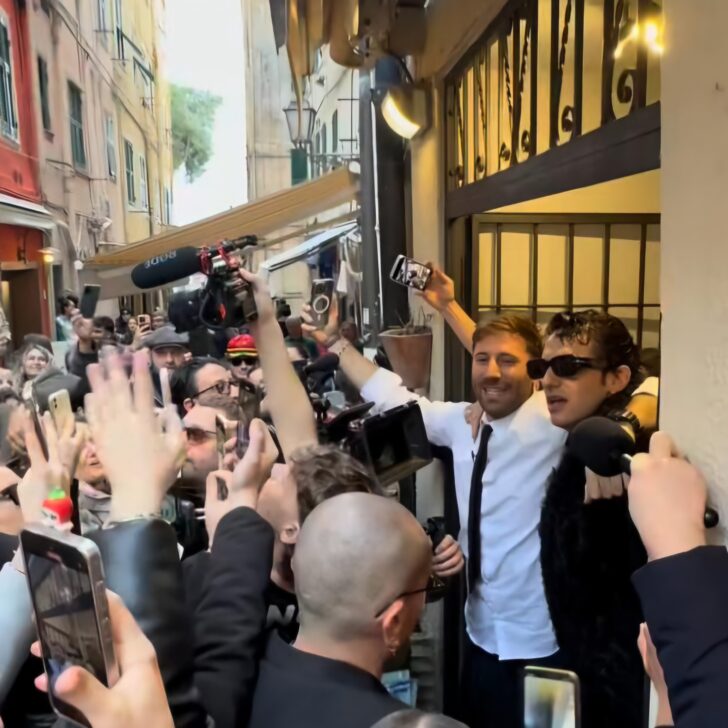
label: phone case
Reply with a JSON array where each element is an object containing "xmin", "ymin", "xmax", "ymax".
[
  {"xmin": 48, "ymin": 390, "xmax": 73, "ymax": 431},
  {"xmin": 21, "ymin": 525, "xmax": 119, "ymax": 724},
  {"xmin": 310, "ymin": 279, "xmax": 335, "ymax": 327}
]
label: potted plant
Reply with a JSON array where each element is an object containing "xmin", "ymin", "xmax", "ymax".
[{"xmin": 379, "ymin": 310, "xmax": 433, "ymax": 390}]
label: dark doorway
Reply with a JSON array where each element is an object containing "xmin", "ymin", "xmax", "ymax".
[{"xmin": 1, "ymin": 265, "xmax": 44, "ymax": 346}]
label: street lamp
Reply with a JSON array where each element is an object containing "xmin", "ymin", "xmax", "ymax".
[
  {"xmin": 283, "ymin": 100, "xmax": 317, "ymax": 146},
  {"xmin": 283, "ymin": 100, "xmax": 317, "ymax": 184}
]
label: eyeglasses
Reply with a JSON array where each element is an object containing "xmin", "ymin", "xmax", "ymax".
[
  {"xmin": 375, "ymin": 573, "xmax": 447, "ymax": 619},
  {"xmin": 183, "ymin": 426, "xmax": 217, "ymax": 444},
  {"xmin": 194, "ymin": 379, "xmax": 236, "ymax": 398},
  {"xmin": 526, "ymin": 355, "xmax": 603, "ymax": 381}
]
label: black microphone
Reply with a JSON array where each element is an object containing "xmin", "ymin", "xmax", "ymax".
[
  {"xmin": 304, "ymin": 353, "xmax": 340, "ymax": 376},
  {"xmin": 568, "ymin": 416, "xmax": 719, "ymax": 529},
  {"xmin": 131, "ymin": 247, "xmax": 203, "ymax": 289}
]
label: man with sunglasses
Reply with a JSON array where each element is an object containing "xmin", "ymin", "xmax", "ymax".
[
  {"xmin": 171, "ymin": 356, "xmax": 241, "ymax": 414},
  {"xmin": 248, "ymin": 492, "xmax": 433, "ymax": 728},
  {"xmin": 535, "ymin": 310, "xmax": 651, "ymax": 728}
]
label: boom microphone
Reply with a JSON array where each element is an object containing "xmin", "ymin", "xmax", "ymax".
[
  {"xmin": 568, "ymin": 416, "xmax": 719, "ymax": 529},
  {"xmin": 131, "ymin": 248, "xmax": 203, "ymax": 289}
]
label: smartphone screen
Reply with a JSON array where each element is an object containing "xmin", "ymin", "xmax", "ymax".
[
  {"xmin": 79, "ymin": 285, "xmax": 101, "ymax": 319},
  {"xmin": 21, "ymin": 527, "xmax": 116, "ymax": 727},
  {"xmin": 524, "ymin": 668, "xmax": 580, "ymax": 728},
  {"xmin": 389, "ymin": 255, "xmax": 432, "ymax": 291}
]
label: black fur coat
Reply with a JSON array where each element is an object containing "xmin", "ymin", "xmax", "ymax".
[{"xmin": 539, "ymin": 451, "xmax": 646, "ymax": 728}]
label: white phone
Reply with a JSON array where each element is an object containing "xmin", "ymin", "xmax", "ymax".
[
  {"xmin": 48, "ymin": 389, "xmax": 73, "ymax": 433},
  {"xmin": 21, "ymin": 524, "xmax": 119, "ymax": 727}
]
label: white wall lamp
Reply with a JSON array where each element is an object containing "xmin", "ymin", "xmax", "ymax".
[{"xmin": 380, "ymin": 83, "xmax": 431, "ymax": 140}]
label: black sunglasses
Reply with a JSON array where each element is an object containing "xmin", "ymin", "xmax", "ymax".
[
  {"xmin": 375, "ymin": 573, "xmax": 447, "ymax": 618},
  {"xmin": 194, "ymin": 379, "xmax": 236, "ymax": 398},
  {"xmin": 527, "ymin": 355, "xmax": 602, "ymax": 381}
]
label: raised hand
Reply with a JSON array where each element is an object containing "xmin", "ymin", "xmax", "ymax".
[
  {"xmin": 301, "ymin": 296, "xmax": 340, "ymax": 346},
  {"xmin": 85, "ymin": 351, "xmax": 185, "ymax": 522},
  {"xmin": 417, "ymin": 262, "xmax": 455, "ymax": 312},
  {"xmin": 205, "ymin": 418, "xmax": 277, "ymax": 544},
  {"xmin": 627, "ymin": 431, "xmax": 708, "ymax": 561},
  {"xmin": 18, "ymin": 410, "xmax": 85, "ymax": 524}
]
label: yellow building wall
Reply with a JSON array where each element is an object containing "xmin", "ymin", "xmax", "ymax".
[{"xmin": 112, "ymin": 0, "xmax": 172, "ymax": 244}]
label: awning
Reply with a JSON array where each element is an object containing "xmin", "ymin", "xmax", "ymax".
[
  {"xmin": 261, "ymin": 221, "xmax": 357, "ymax": 273},
  {"xmin": 0, "ymin": 193, "xmax": 57, "ymax": 234},
  {"xmin": 86, "ymin": 166, "xmax": 360, "ymax": 269}
]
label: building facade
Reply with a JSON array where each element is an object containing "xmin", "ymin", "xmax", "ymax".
[
  {"xmin": 0, "ymin": 0, "xmax": 52, "ymax": 340},
  {"xmin": 243, "ymin": 0, "xmax": 360, "ymax": 308}
]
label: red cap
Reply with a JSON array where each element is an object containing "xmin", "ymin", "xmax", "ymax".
[{"xmin": 226, "ymin": 333, "xmax": 257, "ymax": 359}]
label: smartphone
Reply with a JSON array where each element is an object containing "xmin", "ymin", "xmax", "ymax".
[
  {"xmin": 159, "ymin": 367, "xmax": 172, "ymax": 408},
  {"xmin": 21, "ymin": 525, "xmax": 118, "ymax": 728},
  {"xmin": 23, "ymin": 393, "xmax": 48, "ymax": 459},
  {"xmin": 310, "ymin": 278, "xmax": 335, "ymax": 327},
  {"xmin": 79, "ymin": 285, "xmax": 101, "ymax": 319},
  {"xmin": 48, "ymin": 389, "xmax": 73, "ymax": 434},
  {"xmin": 137, "ymin": 314, "xmax": 151, "ymax": 328},
  {"xmin": 523, "ymin": 667, "xmax": 581, "ymax": 728},
  {"xmin": 215, "ymin": 415, "xmax": 227, "ymax": 471},
  {"xmin": 389, "ymin": 254, "xmax": 432, "ymax": 291}
]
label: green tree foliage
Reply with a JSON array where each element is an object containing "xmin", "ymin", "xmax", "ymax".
[{"xmin": 170, "ymin": 84, "xmax": 222, "ymax": 182}]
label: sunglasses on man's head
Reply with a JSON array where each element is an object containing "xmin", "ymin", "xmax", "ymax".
[
  {"xmin": 375, "ymin": 573, "xmax": 447, "ymax": 619},
  {"xmin": 526, "ymin": 355, "xmax": 603, "ymax": 381}
]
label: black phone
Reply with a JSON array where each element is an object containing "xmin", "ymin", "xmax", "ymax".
[
  {"xmin": 389, "ymin": 254, "xmax": 432, "ymax": 291},
  {"xmin": 310, "ymin": 278, "xmax": 335, "ymax": 327},
  {"xmin": 21, "ymin": 525, "xmax": 119, "ymax": 728},
  {"xmin": 215, "ymin": 415, "xmax": 227, "ymax": 471},
  {"xmin": 23, "ymin": 393, "xmax": 48, "ymax": 459},
  {"xmin": 79, "ymin": 284, "xmax": 101, "ymax": 319},
  {"xmin": 523, "ymin": 667, "xmax": 581, "ymax": 728}
]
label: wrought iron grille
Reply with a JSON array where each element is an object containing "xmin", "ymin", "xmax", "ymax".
[
  {"xmin": 446, "ymin": 0, "xmax": 662, "ymax": 191},
  {"xmin": 471, "ymin": 213, "xmax": 660, "ymax": 348}
]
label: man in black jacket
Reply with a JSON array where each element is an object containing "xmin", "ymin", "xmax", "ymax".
[
  {"xmin": 247, "ymin": 492, "xmax": 432, "ymax": 728},
  {"xmin": 628, "ymin": 430, "xmax": 727, "ymax": 728}
]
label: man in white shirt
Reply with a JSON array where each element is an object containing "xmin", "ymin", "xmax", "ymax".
[{"xmin": 302, "ymin": 269, "xmax": 657, "ymax": 728}]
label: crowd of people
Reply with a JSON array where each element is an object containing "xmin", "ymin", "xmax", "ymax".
[{"xmin": 0, "ymin": 264, "xmax": 724, "ymax": 728}]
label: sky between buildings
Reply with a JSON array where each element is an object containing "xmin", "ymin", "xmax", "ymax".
[{"xmin": 165, "ymin": 0, "xmax": 247, "ymax": 226}]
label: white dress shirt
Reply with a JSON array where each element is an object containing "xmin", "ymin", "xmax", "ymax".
[{"xmin": 361, "ymin": 368, "xmax": 565, "ymax": 660}]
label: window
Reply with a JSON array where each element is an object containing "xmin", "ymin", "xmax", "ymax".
[
  {"xmin": 124, "ymin": 139, "xmax": 135, "ymax": 204},
  {"xmin": 332, "ymin": 110, "xmax": 338, "ymax": 153},
  {"xmin": 68, "ymin": 82, "xmax": 86, "ymax": 169},
  {"xmin": 139, "ymin": 154, "xmax": 148, "ymax": 209},
  {"xmin": 97, "ymin": 0, "xmax": 109, "ymax": 46},
  {"xmin": 105, "ymin": 115, "xmax": 116, "ymax": 179},
  {"xmin": 37, "ymin": 57, "xmax": 51, "ymax": 132},
  {"xmin": 0, "ymin": 16, "xmax": 18, "ymax": 141}
]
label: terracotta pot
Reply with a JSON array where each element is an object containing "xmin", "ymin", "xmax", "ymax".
[{"xmin": 379, "ymin": 327, "xmax": 432, "ymax": 390}]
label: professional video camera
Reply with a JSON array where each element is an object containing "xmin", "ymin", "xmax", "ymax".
[{"xmin": 131, "ymin": 237, "xmax": 259, "ymax": 331}]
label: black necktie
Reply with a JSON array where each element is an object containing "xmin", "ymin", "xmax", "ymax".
[{"xmin": 467, "ymin": 424, "xmax": 493, "ymax": 591}]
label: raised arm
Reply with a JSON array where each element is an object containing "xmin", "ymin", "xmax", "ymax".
[
  {"xmin": 418, "ymin": 263, "xmax": 476, "ymax": 353},
  {"xmin": 239, "ymin": 269, "xmax": 318, "ymax": 458}
]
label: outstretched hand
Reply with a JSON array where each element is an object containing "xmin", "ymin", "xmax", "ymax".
[
  {"xmin": 301, "ymin": 295, "xmax": 340, "ymax": 346},
  {"xmin": 205, "ymin": 418, "xmax": 278, "ymax": 544},
  {"xmin": 85, "ymin": 351, "xmax": 185, "ymax": 522},
  {"xmin": 18, "ymin": 409, "xmax": 85, "ymax": 524},
  {"xmin": 627, "ymin": 431, "xmax": 708, "ymax": 561},
  {"xmin": 417, "ymin": 262, "xmax": 455, "ymax": 312},
  {"xmin": 32, "ymin": 591, "xmax": 174, "ymax": 728}
]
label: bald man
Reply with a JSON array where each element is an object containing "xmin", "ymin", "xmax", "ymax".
[{"xmin": 248, "ymin": 492, "xmax": 433, "ymax": 728}]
